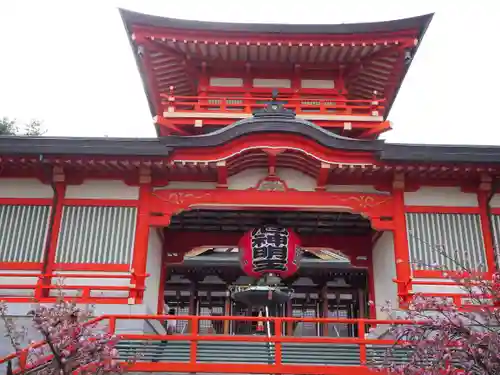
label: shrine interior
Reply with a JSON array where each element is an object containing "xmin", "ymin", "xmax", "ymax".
[{"xmin": 162, "ymin": 209, "xmax": 374, "ymax": 337}]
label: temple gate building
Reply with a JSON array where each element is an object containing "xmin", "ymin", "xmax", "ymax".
[{"xmin": 0, "ymin": 8, "xmax": 499, "ymax": 375}]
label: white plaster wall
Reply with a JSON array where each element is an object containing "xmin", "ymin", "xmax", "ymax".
[
  {"xmin": 143, "ymin": 228, "xmax": 163, "ymax": 317},
  {"xmin": 253, "ymin": 78, "xmax": 291, "ymax": 88},
  {"xmin": 228, "ymin": 168, "xmax": 266, "ymax": 190},
  {"xmin": 228, "ymin": 168, "xmax": 316, "ymax": 191},
  {"xmin": 411, "ymin": 278, "xmax": 465, "ymax": 295},
  {"xmin": 0, "ymin": 270, "xmax": 39, "ymax": 297},
  {"xmin": 50, "ymin": 271, "xmax": 132, "ymax": 299},
  {"xmin": 209, "ymin": 77, "xmax": 243, "ymax": 87},
  {"xmin": 0, "ymin": 271, "xmax": 135, "ymax": 299},
  {"xmin": 65, "ymin": 180, "xmax": 139, "ymax": 200},
  {"xmin": 276, "ymin": 169, "xmax": 316, "ymax": 191},
  {"xmin": 404, "ymin": 187, "xmax": 478, "ymax": 207},
  {"xmin": 0, "ymin": 178, "xmax": 52, "ymax": 198},
  {"xmin": 326, "ymin": 185, "xmax": 385, "ymax": 194},
  {"xmin": 489, "ymin": 194, "xmax": 500, "ymax": 208},
  {"xmin": 301, "ymin": 79, "xmax": 335, "ymax": 89},
  {"xmin": 372, "ymin": 232, "xmax": 398, "ymax": 319},
  {"xmin": 156, "ymin": 181, "xmax": 217, "ymax": 190}
]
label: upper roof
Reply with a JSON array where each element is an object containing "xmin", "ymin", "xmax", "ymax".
[
  {"xmin": 120, "ymin": 9, "xmax": 432, "ymax": 36},
  {"xmin": 119, "ymin": 9, "xmax": 433, "ymax": 121}
]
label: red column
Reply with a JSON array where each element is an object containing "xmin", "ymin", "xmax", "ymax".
[
  {"xmin": 131, "ymin": 183, "xmax": 152, "ymax": 304},
  {"xmin": 38, "ymin": 181, "xmax": 66, "ymax": 299},
  {"xmin": 477, "ymin": 189, "xmax": 496, "ymax": 276},
  {"xmin": 392, "ymin": 176, "xmax": 412, "ymax": 305}
]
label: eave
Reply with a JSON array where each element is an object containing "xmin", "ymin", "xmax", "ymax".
[
  {"xmin": 119, "ymin": 9, "xmax": 432, "ymax": 36},
  {"xmin": 2, "ymin": 134, "xmax": 500, "ymax": 187}
]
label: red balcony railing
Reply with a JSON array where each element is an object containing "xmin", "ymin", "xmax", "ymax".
[
  {"xmin": 161, "ymin": 94, "xmax": 386, "ymax": 118},
  {"xmin": 0, "ymin": 314, "xmax": 421, "ymax": 375},
  {"xmin": 0, "ymin": 271, "xmax": 148, "ymax": 304}
]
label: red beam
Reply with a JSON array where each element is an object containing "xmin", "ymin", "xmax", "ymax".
[
  {"xmin": 200, "ymin": 60, "xmax": 343, "ymax": 74},
  {"xmin": 163, "ymin": 230, "xmax": 372, "ymax": 256},
  {"xmin": 156, "ymin": 116, "xmax": 190, "ymax": 135},
  {"xmin": 358, "ymin": 121, "xmax": 392, "ymax": 139},
  {"xmin": 128, "ymin": 362, "xmax": 372, "ymax": 375},
  {"xmin": 161, "ymin": 117, "xmax": 380, "ymax": 130}
]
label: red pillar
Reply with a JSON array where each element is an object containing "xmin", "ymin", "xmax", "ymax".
[
  {"xmin": 477, "ymin": 189, "xmax": 496, "ymax": 276},
  {"xmin": 37, "ymin": 179, "xmax": 66, "ymax": 299},
  {"xmin": 131, "ymin": 182, "xmax": 152, "ymax": 304},
  {"xmin": 392, "ymin": 175, "xmax": 412, "ymax": 305}
]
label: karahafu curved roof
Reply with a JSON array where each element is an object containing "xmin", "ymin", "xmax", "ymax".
[{"xmin": 160, "ymin": 101, "xmax": 384, "ymax": 152}]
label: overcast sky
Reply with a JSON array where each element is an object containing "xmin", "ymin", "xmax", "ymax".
[{"xmin": 0, "ymin": 1, "xmax": 498, "ymax": 145}]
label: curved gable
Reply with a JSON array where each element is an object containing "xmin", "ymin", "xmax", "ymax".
[{"xmin": 161, "ymin": 103, "xmax": 384, "ymax": 152}]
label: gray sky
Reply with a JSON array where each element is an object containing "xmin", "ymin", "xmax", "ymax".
[{"xmin": 0, "ymin": 0, "xmax": 498, "ymax": 145}]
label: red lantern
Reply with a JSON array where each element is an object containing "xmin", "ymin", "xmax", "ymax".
[{"xmin": 238, "ymin": 226, "xmax": 301, "ymax": 279}]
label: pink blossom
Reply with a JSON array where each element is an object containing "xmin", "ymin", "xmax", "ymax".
[
  {"xmin": 0, "ymin": 298, "xmax": 123, "ymax": 375},
  {"xmin": 375, "ymin": 271, "xmax": 500, "ymax": 375}
]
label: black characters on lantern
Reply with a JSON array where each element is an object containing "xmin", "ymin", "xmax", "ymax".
[{"xmin": 250, "ymin": 226, "xmax": 289, "ymax": 273}]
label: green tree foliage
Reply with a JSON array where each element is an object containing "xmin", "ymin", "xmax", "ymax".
[
  {"xmin": 0, "ymin": 117, "xmax": 46, "ymax": 136},
  {"xmin": 0, "ymin": 117, "xmax": 18, "ymax": 135}
]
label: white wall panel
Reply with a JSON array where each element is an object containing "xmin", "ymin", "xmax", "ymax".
[
  {"xmin": 372, "ymin": 232, "xmax": 398, "ymax": 319},
  {"xmin": 404, "ymin": 187, "xmax": 478, "ymax": 207},
  {"xmin": 65, "ymin": 180, "xmax": 139, "ymax": 200},
  {"xmin": 0, "ymin": 178, "xmax": 52, "ymax": 198}
]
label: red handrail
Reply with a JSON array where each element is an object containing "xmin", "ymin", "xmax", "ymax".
[
  {"xmin": 160, "ymin": 94, "xmax": 385, "ymax": 104},
  {"xmin": 0, "ymin": 314, "xmax": 425, "ymax": 374},
  {"xmin": 160, "ymin": 94, "xmax": 385, "ymax": 117},
  {"xmin": 0, "ymin": 272, "xmax": 149, "ymax": 303}
]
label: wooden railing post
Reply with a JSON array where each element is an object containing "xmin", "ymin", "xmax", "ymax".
[
  {"xmin": 18, "ymin": 349, "xmax": 28, "ymax": 372},
  {"xmin": 167, "ymin": 86, "xmax": 176, "ymax": 113},
  {"xmin": 34, "ymin": 274, "xmax": 45, "ymax": 300},
  {"xmin": 190, "ymin": 316, "xmax": 199, "ymax": 366},
  {"xmin": 108, "ymin": 316, "xmax": 116, "ymax": 334},
  {"xmin": 319, "ymin": 99, "xmax": 326, "ymax": 114},
  {"xmin": 274, "ymin": 317, "xmax": 282, "ymax": 366},
  {"xmin": 358, "ymin": 319, "xmax": 367, "ymax": 365}
]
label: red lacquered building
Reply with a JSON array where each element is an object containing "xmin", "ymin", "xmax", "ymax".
[{"xmin": 1, "ymin": 8, "xmax": 498, "ymax": 375}]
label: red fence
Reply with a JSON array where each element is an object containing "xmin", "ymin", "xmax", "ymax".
[
  {"xmin": 0, "ymin": 272, "xmax": 147, "ymax": 304},
  {"xmin": 161, "ymin": 94, "xmax": 385, "ymax": 117},
  {"xmin": 0, "ymin": 314, "xmax": 419, "ymax": 375}
]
